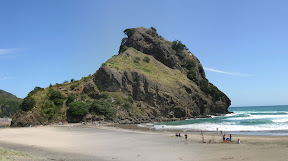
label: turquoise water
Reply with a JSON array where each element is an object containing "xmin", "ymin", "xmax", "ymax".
[{"xmin": 142, "ymin": 105, "xmax": 288, "ymax": 136}]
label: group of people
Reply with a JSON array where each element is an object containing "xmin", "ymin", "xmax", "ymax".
[
  {"xmin": 175, "ymin": 133, "xmax": 188, "ymax": 141},
  {"xmin": 174, "ymin": 129, "xmax": 241, "ymax": 144},
  {"xmin": 222, "ymin": 134, "xmax": 232, "ymax": 142},
  {"xmin": 221, "ymin": 132, "xmax": 240, "ymax": 144}
]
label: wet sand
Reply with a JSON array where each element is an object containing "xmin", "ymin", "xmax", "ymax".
[{"xmin": 0, "ymin": 124, "xmax": 288, "ymax": 161}]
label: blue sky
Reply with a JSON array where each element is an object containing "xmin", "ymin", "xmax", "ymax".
[{"xmin": 0, "ymin": 0, "xmax": 287, "ymax": 107}]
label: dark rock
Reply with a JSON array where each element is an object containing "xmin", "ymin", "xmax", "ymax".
[
  {"xmin": 82, "ymin": 80, "xmax": 101, "ymax": 99},
  {"xmin": 11, "ymin": 108, "xmax": 47, "ymax": 127}
]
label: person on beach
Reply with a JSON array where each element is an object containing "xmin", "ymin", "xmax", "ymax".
[
  {"xmin": 230, "ymin": 134, "xmax": 232, "ymax": 142},
  {"xmin": 223, "ymin": 134, "xmax": 225, "ymax": 142},
  {"xmin": 226, "ymin": 138, "xmax": 229, "ymax": 143},
  {"xmin": 202, "ymin": 136, "xmax": 206, "ymax": 143},
  {"xmin": 237, "ymin": 139, "xmax": 241, "ymax": 144},
  {"xmin": 185, "ymin": 133, "xmax": 188, "ymax": 141}
]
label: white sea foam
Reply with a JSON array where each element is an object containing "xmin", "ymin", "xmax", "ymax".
[
  {"xmin": 272, "ymin": 118, "xmax": 288, "ymax": 123},
  {"xmin": 153, "ymin": 122, "xmax": 288, "ymax": 132},
  {"xmin": 225, "ymin": 114, "xmax": 288, "ymax": 121}
]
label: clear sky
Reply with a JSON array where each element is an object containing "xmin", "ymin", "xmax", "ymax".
[{"xmin": 0, "ymin": 0, "xmax": 287, "ymax": 107}]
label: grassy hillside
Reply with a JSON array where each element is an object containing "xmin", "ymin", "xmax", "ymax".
[
  {"xmin": 0, "ymin": 89, "xmax": 22, "ymax": 118},
  {"xmin": 104, "ymin": 48, "xmax": 193, "ymax": 87}
]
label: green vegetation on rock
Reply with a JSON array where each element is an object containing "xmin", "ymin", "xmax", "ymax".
[
  {"xmin": 172, "ymin": 40, "xmax": 188, "ymax": 52},
  {"xmin": 0, "ymin": 89, "xmax": 22, "ymax": 118},
  {"xmin": 106, "ymin": 48, "xmax": 192, "ymax": 86}
]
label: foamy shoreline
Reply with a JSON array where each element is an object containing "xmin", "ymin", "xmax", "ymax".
[{"xmin": 0, "ymin": 124, "xmax": 288, "ymax": 160}]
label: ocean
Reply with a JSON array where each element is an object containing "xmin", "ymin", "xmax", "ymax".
[{"xmin": 142, "ymin": 105, "xmax": 288, "ymax": 136}]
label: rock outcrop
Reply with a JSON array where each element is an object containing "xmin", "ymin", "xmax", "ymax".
[{"xmin": 11, "ymin": 27, "xmax": 230, "ymax": 126}]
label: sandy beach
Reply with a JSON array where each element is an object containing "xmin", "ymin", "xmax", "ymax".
[{"xmin": 0, "ymin": 124, "xmax": 288, "ymax": 161}]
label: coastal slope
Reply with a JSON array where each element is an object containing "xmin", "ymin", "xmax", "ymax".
[
  {"xmin": 11, "ymin": 27, "xmax": 230, "ymax": 126},
  {"xmin": 0, "ymin": 89, "xmax": 22, "ymax": 118}
]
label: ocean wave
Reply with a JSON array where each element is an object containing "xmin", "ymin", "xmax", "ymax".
[
  {"xmin": 224, "ymin": 114, "xmax": 288, "ymax": 121},
  {"xmin": 152, "ymin": 122, "xmax": 288, "ymax": 132},
  {"xmin": 272, "ymin": 118, "xmax": 288, "ymax": 123}
]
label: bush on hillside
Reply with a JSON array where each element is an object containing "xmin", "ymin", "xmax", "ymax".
[
  {"xmin": 66, "ymin": 95, "xmax": 76, "ymax": 105},
  {"xmin": 118, "ymin": 45, "xmax": 129, "ymax": 54},
  {"xmin": 186, "ymin": 60, "xmax": 196, "ymax": 69},
  {"xmin": 187, "ymin": 70, "xmax": 196, "ymax": 81},
  {"xmin": 172, "ymin": 40, "xmax": 188, "ymax": 52},
  {"xmin": 48, "ymin": 89, "xmax": 64, "ymax": 106},
  {"xmin": 143, "ymin": 56, "xmax": 150, "ymax": 63},
  {"xmin": 41, "ymin": 101, "xmax": 57, "ymax": 120},
  {"xmin": 67, "ymin": 101, "xmax": 89, "ymax": 122},
  {"xmin": 178, "ymin": 53, "xmax": 186, "ymax": 60},
  {"xmin": 90, "ymin": 99, "xmax": 116, "ymax": 120},
  {"xmin": 28, "ymin": 86, "xmax": 44, "ymax": 97},
  {"xmin": 101, "ymin": 93, "xmax": 109, "ymax": 99},
  {"xmin": 150, "ymin": 27, "xmax": 157, "ymax": 32},
  {"xmin": 124, "ymin": 28, "xmax": 136, "ymax": 37},
  {"xmin": 134, "ymin": 57, "xmax": 141, "ymax": 63},
  {"xmin": 20, "ymin": 96, "xmax": 35, "ymax": 111}
]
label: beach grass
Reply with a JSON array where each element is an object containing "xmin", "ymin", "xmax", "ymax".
[{"xmin": 0, "ymin": 147, "xmax": 34, "ymax": 161}]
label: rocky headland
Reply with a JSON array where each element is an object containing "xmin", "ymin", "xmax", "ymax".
[{"xmin": 11, "ymin": 27, "xmax": 230, "ymax": 127}]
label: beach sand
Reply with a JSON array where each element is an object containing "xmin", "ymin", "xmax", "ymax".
[{"xmin": 0, "ymin": 124, "xmax": 288, "ymax": 161}]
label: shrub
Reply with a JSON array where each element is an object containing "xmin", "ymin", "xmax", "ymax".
[
  {"xmin": 70, "ymin": 84, "xmax": 77, "ymax": 90},
  {"xmin": 200, "ymin": 78, "xmax": 211, "ymax": 94},
  {"xmin": 178, "ymin": 53, "xmax": 186, "ymax": 60},
  {"xmin": 143, "ymin": 56, "xmax": 150, "ymax": 63},
  {"xmin": 101, "ymin": 93, "xmax": 109, "ymax": 99},
  {"xmin": 187, "ymin": 70, "xmax": 196, "ymax": 80},
  {"xmin": 67, "ymin": 102, "xmax": 89, "ymax": 122},
  {"xmin": 134, "ymin": 57, "xmax": 141, "ymax": 63},
  {"xmin": 20, "ymin": 96, "xmax": 35, "ymax": 111},
  {"xmin": 28, "ymin": 86, "xmax": 44, "ymax": 97},
  {"xmin": 90, "ymin": 99, "xmax": 116, "ymax": 119},
  {"xmin": 70, "ymin": 79, "xmax": 75, "ymax": 83},
  {"xmin": 186, "ymin": 60, "xmax": 196, "ymax": 69},
  {"xmin": 123, "ymin": 102, "xmax": 133, "ymax": 110},
  {"xmin": 150, "ymin": 27, "xmax": 157, "ymax": 32},
  {"xmin": 172, "ymin": 40, "xmax": 188, "ymax": 52},
  {"xmin": 41, "ymin": 101, "xmax": 57, "ymax": 120},
  {"xmin": 66, "ymin": 95, "xmax": 75, "ymax": 105},
  {"xmin": 124, "ymin": 28, "xmax": 136, "ymax": 37},
  {"xmin": 127, "ymin": 96, "xmax": 134, "ymax": 103},
  {"xmin": 118, "ymin": 45, "xmax": 129, "ymax": 54},
  {"xmin": 48, "ymin": 89, "xmax": 64, "ymax": 106},
  {"xmin": 81, "ymin": 94, "xmax": 89, "ymax": 100}
]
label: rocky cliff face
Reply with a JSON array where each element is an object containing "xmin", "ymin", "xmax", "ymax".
[
  {"xmin": 11, "ymin": 27, "xmax": 230, "ymax": 126},
  {"xmin": 95, "ymin": 48, "xmax": 229, "ymax": 119}
]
